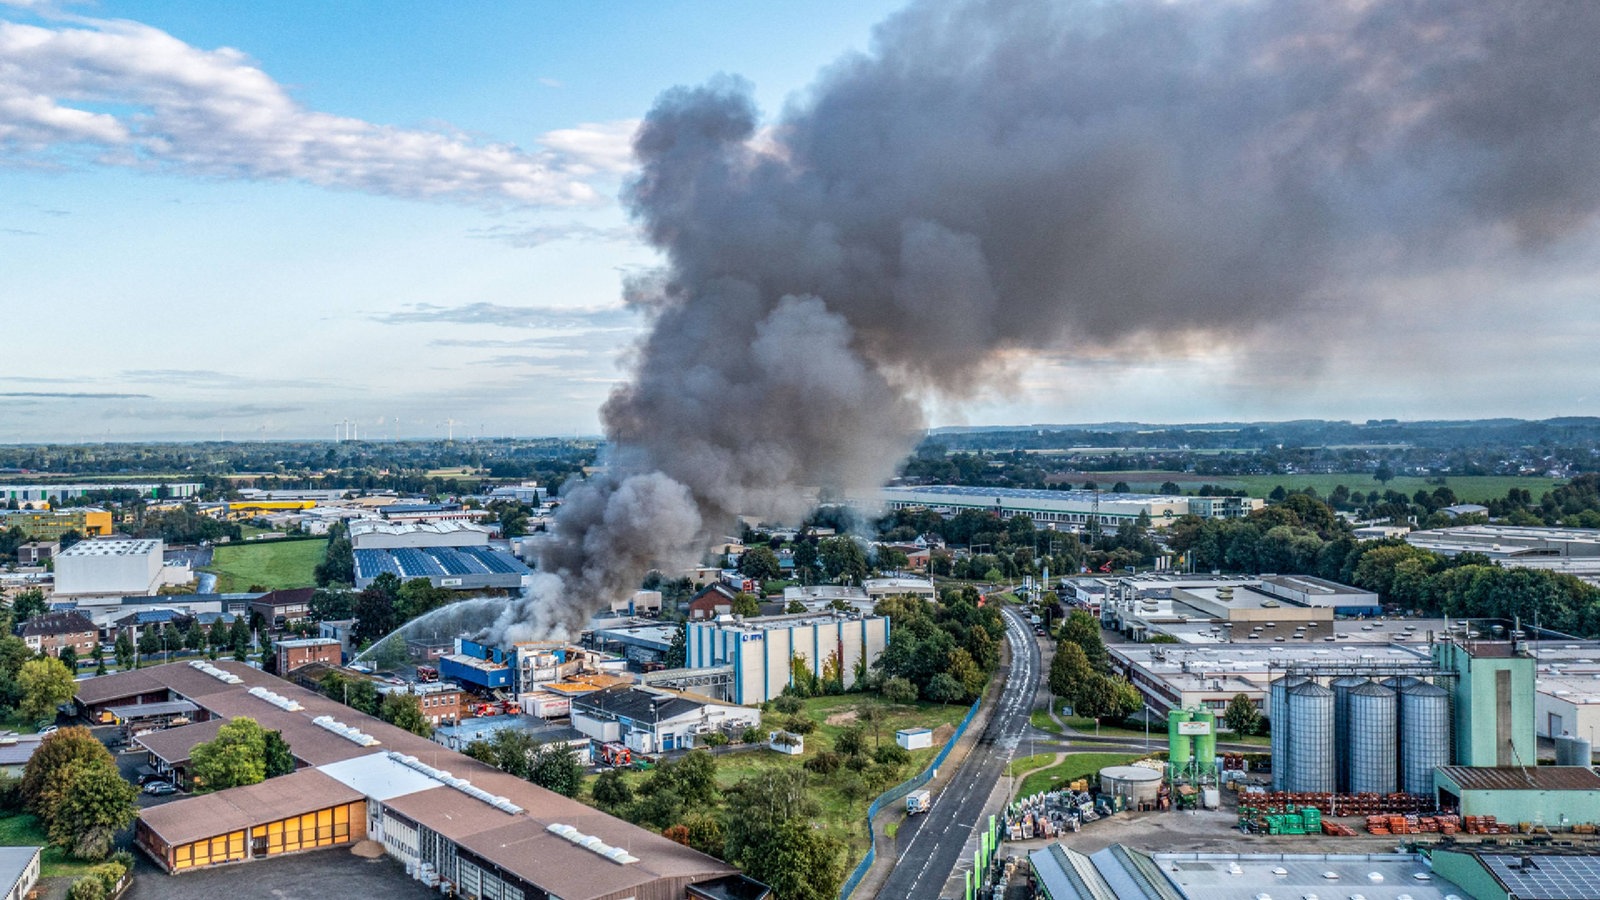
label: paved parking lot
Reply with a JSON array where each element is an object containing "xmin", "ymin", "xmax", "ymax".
[{"xmin": 122, "ymin": 847, "xmax": 440, "ymax": 900}]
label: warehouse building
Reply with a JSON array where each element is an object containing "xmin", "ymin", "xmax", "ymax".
[
  {"xmin": 571, "ymin": 685, "xmax": 760, "ymax": 754},
  {"xmin": 686, "ymin": 611, "xmax": 890, "ymax": 704},
  {"xmin": 1028, "ymin": 844, "xmax": 1465, "ymax": 900},
  {"xmin": 855, "ymin": 485, "xmax": 1262, "ymax": 531},
  {"xmin": 1113, "ymin": 641, "xmax": 1436, "ymax": 714},
  {"xmin": 350, "ymin": 522, "xmax": 531, "ymax": 591},
  {"xmin": 1432, "ymin": 850, "xmax": 1600, "ymax": 900},
  {"xmin": 54, "ymin": 538, "xmax": 172, "ymax": 598},
  {"xmin": 0, "ymin": 482, "xmax": 201, "ymax": 504},
  {"xmin": 1434, "ymin": 766, "xmax": 1600, "ymax": 825},
  {"xmin": 76, "ymin": 661, "xmax": 761, "ymax": 898}
]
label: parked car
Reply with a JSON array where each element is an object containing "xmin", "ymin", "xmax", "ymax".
[
  {"xmin": 37, "ymin": 725, "xmax": 58, "ymax": 736},
  {"xmin": 143, "ymin": 782, "xmax": 178, "ymax": 796}
]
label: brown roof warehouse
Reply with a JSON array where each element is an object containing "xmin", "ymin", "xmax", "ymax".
[{"xmin": 79, "ymin": 660, "xmax": 765, "ymax": 900}]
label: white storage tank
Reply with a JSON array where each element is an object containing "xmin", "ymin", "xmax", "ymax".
[{"xmin": 1099, "ymin": 765, "xmax": 1163, "ymax": 805}]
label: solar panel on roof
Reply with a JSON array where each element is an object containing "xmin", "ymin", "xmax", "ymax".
[{"xmin": 1485, "ymin": 855, "xmax": 1600, "ymax": 900}]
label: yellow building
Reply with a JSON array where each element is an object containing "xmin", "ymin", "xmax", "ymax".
[{"xmin": 1, "ymin": 508, "xmax": 113, "ymax": 539}]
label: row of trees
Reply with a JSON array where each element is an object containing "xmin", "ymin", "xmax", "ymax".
[
  {"xmin": 1047, "ymin": 611, "xmax": 1142, "ymax": 722},
  {"xmin": 873, "ymin": 589, "xmax": 1004, "ymax": 704},
  {"xmin": 592, "ymin": 753, "xmax": 845, "ymax": 900},
  {"xmin": 314, "ymin": 669, "xmax": 435, "ymax": 737},
  {"xmin": 462, "ymin": 728, "xmax": 585, "ymax": 797}
]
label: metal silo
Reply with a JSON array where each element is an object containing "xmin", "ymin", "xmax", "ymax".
[
  {"xmin": 1331, "ymin": 675, "xmax": 1369, "ymax": 792},
  {"xmin": 1168, "ymin": 708, "xmax": 1192, "ymax": 777},
  {"xmin": 1399, "ymin": 682, "xmax": 1452, "ymax": 795},
  {"xmin": 1347, "ymin": 681, "xmax": 1398, "ymax": 795},
  {"xmin": 1193, "ymin": 708, "xmax": 1217, "ymax": 776},
  {"xmin": 1286, "ymin": 681, "xmax": 1335, "ymax": 793},
  {"xmin": 1270, "ymin": 675, "xmax": 1306, "ymax": 790}
]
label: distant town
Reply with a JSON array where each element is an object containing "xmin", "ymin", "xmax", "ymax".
[{"xmin": 2, "ymin": 422, "xmax": 1600, "ymax": 899}]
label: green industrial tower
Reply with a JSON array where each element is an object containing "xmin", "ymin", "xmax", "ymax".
[{"xmin": 1433, "ymin": 639, "xmax": 1536, "ymax": 768}]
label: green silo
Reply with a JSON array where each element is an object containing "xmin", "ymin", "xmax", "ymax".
[
  {"xmin": 1193, "ymin": 708, "xmax": 1217, "ymax": 775},
  {"xmin": 1168, "ymin": 708, "xmax": 1192, "ymax": 777}
]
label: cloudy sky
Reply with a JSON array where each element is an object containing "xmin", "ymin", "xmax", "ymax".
[{"xmin": 1, "ymin": 0, "xmax": 1595, "ymax": 443}]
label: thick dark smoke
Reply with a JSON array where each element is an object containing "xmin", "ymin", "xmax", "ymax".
[{"xmin": 490, "ymin": 0, "xmax": 1600, "ymax": 641}]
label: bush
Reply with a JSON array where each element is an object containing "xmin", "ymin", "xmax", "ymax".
[
  {"xmin": 0, "ymin": 773, "xmax": 20, "ymax": 813},
  {"xmin": 701, "ymin": 731, "xmax": 730, "ymax": 748},
  {"xmin": 785, "ymin": 714, "xmax": 816, "ymax": 735},
  {"xmin": 772, "ymin": 694, "xmax": 804, "ymax": 715},
  {"xmin": 873, "ymin": 743, "xmax": 911, "ymax": 768},
  {"xmin": 881, "ymin": 677, "xmax": 918, "ymax": 705},
  {"xmin": 804, "ymin": 751, "xmax": 843, "ymax": 775},
  {"xmin": 740, "ymin": 727, "xmax": 762, "ymax": 744},
  {"xmin": 67, "ymin": 877, "xmax": 105, "ymax": 900}
]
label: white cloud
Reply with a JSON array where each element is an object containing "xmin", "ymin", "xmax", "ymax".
[{"xmin": 0, "ymin": 17, "xmax": 637, "ymax": 206}]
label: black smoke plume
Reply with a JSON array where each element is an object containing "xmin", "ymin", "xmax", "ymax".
[{"xmin": 490, "ymin": 0, "xmax": 1600, "ymax": 641}]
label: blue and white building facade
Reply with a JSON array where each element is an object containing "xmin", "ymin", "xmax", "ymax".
[{"xmin": 686, "ymin": 612, "xmax": 890, "ymax": 705}]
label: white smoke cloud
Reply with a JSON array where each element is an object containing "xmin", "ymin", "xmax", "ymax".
[{"xmin": 0, "ymin": 17, "xmax": 635, "ymax": 206}]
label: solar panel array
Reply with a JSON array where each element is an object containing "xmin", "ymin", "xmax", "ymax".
[
  {"xmin": 354, "ymin": 549, "xmax": 400, "ymax": 579},
  {"xmin": 392, "ymin": 548, "xmax": 446, "ymax": 578},
  {"xmin": 356, "ymin": 546, "xmax": 527, "ymax": 582},
  {"xmin": 463, "ymin": 546, "xmax": 522, "ymax": 574},
  {"xmin": 1485, "ymin": 855, "xmax": 1600, "ymax": 900}
]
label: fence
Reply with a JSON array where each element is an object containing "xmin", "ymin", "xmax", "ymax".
[{"xmin": 838, "ymin": 699, "xmax": 983, "ymax": 900}]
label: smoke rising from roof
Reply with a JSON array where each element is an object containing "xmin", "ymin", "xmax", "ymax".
[{"xmin": 489, "ymin": 0, "xmax": 1600, "ymax": 641}]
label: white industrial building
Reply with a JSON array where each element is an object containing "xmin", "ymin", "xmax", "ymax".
[
  {"xmin": 53, "ymin": 538, "xmax": 171, "ymax": 598},
  {"xmin": 863, "ymin": 576, "xmax": 937, "ymax": 602},
  {"xmin": 1407, "ymin": 525, "xmax": 1600, "ymax": 585},
  {"xmin": 0, "ymin": 482, "xmax": 201, "ymax": 504},
  {"xmin": 348, "ymin": 520, "xmax": 493, "ymax": 550},
  {"xmin": 570, "ymin": 686, "xmax": 760, "ymax": 754},
  {"xmin": 686, "ymin": 611, "xmax": 890, "ymax": 704},
  {"xmin": 854, "ymin": 485, "xmax": 1262, "ymax": 531},
  {"xmin": 1526, "ymin": 641, "xmax": 1600, "ymax": 756}
]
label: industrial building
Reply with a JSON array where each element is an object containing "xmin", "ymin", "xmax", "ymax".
[
  {"xmin": 862, "ymin": 576, "xmax": 937, "ymax": 602},
  {"xmin": 0, "ymin": 481, "xmax": 201, "ymax": 504},
  {"xmin": 685, "ymin": 611, "xmax": 890, "ymax": 704},
  {"xmin": 350, "ymin": 521, "xmax": 531, "ymax": 591},
  {"xmin": 855, "ymin": 484, "xmax": 1262, "ymax": 532},
  {"xmin": 1028, "ymin": 844, "xmax": 1466, "ymax": 900},
  {"xmin": 74, "ymin": 661, "xmax": 760, "ymax": 899},
  {"xmin": 1407, "ymin": 525, "xmax": 1600, "ymax": 584},
  {"xmin": 274, "ymin": 637, "xmax": 342, "ymax": 674},
  {"xmin": 1097, "ymin": 574, "xmax": 1380, "ymax": 641},
  {"xmin": 571, "ymin": 685, "xmax": 760, "ymax": 754},
  {"xmin": 0, "ymin": 507, "xmax": 113, "ymax": 540},
  {"xmin": 1432, "ymin": 850, "xmax": 1600, "ymax": 900},
  {"xmin": 53, "ymin": 538, "xmax": 177, "ymax": 598}
]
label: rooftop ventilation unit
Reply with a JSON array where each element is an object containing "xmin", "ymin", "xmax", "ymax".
[
  {"xmin": 247, "ymin": 686, "xmax": 303, "ymax": 711},
  {"xmin": 545, "ymin": 823, "xmax": 638, "ymax": 864},
  {"xmin": 385, "ymin": 752, "xmax": 524, "ymax": 815},
  {"xmin": 189, "ymin": 660, "xmax": 244, "ymax": 685},
  {"xmin": 311, "ymin": 715, "xmax": 380, "ymax": 747}
]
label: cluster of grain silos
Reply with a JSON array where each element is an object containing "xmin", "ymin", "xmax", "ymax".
[
  {"xmin": 1167, "ymin": 708, "xmax": 1218, "ymax": 782},
  {"xmin": 1271, "ymin": 673, "xmax": 1452, "ymax": 795}
]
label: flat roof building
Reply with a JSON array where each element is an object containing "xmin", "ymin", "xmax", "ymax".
[
  {"xmin": 686, "ymin": 611, "xmax": 889, "ymax": 704},
  {"xmin": 855, "ymin": 485, "xmax": 1262, "ymax": 532},
  {"xmin": 76, "ymin": 661, "xmax": 758, "ymax": 898},
  {"xmin": 54, "ymin": 538, "xmax": 166, "ymax": 598}
]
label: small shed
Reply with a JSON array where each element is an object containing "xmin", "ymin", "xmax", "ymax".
[
  {"xmin": 768, "ymin": 730, "xmax": 804, "ymax": 755},
  {"xmin": 896, "ymin": 727, "xmax": 934, "ymax": 751}
]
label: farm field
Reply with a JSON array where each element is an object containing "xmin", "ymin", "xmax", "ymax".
[
  {"xmin": 203, "ymin": 538, "xmax": 326, "ymax": 593},
  {"xmin": 1058, "ymin": 471, "xmax": 1564, "ymax": 504}
]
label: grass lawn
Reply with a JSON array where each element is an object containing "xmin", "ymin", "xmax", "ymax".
[
  {"xmin": 0, "ymin": 813, "xmax": 97, "ymax": 878},
  {"xmin": 0, "ymin": 709, "xmax": 45, "ymax": 734},
  {"xmin": 1029, "ymin": 709, "xmax": 1062, "ymax": 734},
  {"xmin": 1005, "ymin": 753, "xmax": 1055, "ymax": 777},
  {"xmin": 1062, "ymin": 715, "xmax": 1159, "ymax": 741},
  {"xmin": 583, "ymin": 693, "xmax": 970, "ymax": 863},
  {"xmin": 1016, "ymin": 752, "xmax": 1148, "ymax": 798},
  {"xmin": 204, "ymin": 538, "xmax": 326, "ymax": 593}
]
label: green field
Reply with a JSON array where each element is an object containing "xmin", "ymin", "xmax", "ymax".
[
  {"xmin": 0, "ymin": 812, "xmax": 98, "ymax": 878},
  {"xmin": 584, "ymin": 694, "xmax": 969, "ymax": 860},
  {"xmin": 1005, "ymin": 753, "xmax": 1055, "ymax": 777},
  {"xmin": 204, "ymin": 538, "xmax": 326, "ymax": 593},
  {"xmin": 1016, "ymin": 752, "xmax": 1148, "ymax": 797},
  {"xmin": 1067, "ymin": 471, "xmax": 1564, "ymax": 504}
]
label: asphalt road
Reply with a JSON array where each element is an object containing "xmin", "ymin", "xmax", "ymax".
[{"xmin": 877, "ymin": 605, "xmax": 1039, "ymax": 900}]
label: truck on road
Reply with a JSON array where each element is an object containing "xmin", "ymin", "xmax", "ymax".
[{"xmin": 906, "ymin": 789, "xmax": 932, "ymax": 815}]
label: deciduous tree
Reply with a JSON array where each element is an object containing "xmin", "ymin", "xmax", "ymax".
[{"xmin": 17, "ymin": 657, "xmax": 75, "ymax": 722}]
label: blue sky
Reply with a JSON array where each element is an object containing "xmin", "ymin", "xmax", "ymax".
[{"xmin": 1, "ymin": 0, "xmax": 1595, "ymax": 442}]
